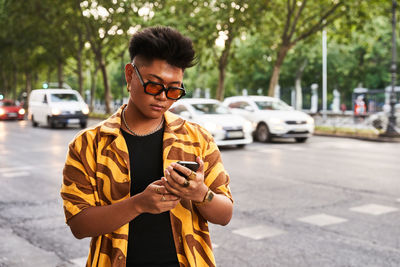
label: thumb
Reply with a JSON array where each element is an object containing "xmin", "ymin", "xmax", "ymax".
[
  {"xmin": 196, "ymin": 156, "xmax": 204, "ymax": 173},
  {"xmin": 152, "ymin": 180, "xmax": 164, "ymax": 186}
]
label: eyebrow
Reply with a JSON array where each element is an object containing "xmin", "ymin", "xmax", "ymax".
[{"xmin": 148, "ymin": 74, "xmax": 182, "ymax": 85}]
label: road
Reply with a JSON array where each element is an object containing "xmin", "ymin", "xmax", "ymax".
[{"xmin": 1, "ymin": 119, "xmax": 399, "ymax": 267}]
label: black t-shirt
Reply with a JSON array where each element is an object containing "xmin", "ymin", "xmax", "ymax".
[{"xmin": 122, "ymin": 127, "xmax": 179, "ymax": 267}]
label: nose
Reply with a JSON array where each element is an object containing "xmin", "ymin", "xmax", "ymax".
[{"xmin": 155, "ymin": 89, "xmax": 167, "ymax": 100}]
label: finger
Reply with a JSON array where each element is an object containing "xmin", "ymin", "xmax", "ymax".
[
  {"xmin": 149, "ymin": 182, "xmax": 168, "ymax": 195},
  {"xmin": 166, "ymin": 167, "xmax": 186, "ymax": 187},
  {"xmin": 153, "ymin": 180, "xmax": 164, "ymax": 186},
  {"xmin": 196, "ymin": 156, "xmax": 204, "ymax": 174},
  {"xmin": 153, "ymin": 185, "xmax": 170, "ymax": 195},
  {"xmin": 170, "ymin": 162, "xmax": 191, "ymax": 178},
  {"xmin": 160, "ymin": 192, "xmax": 181, "ymax": 201},
  {"xmin": 162, "ymin": 177, "xmax": 181, "ymax": 196}
]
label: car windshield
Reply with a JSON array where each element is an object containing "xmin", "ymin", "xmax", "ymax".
[
  {"xmin": 0, "ymin": 101, "xmax": 15, "ymax": 107},
  {"xmin": 51, "ymin": 93, "xmax": 78, "ymax": 102},
  {"xmin": 254, "ymin": 99, "xmax": 292, "ymax": 111},
  {"xmin": 191, "ymin": 103, "xmax": 230, "ymax": 115}
]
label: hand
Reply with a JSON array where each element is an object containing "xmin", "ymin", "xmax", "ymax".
[
  {"xmin": 135, "ymin": 180, "xmax": 181, "ymax": 214},
  {"xmin": 162, "ymin": 157, "xmax": 208, "ymax": 203}
]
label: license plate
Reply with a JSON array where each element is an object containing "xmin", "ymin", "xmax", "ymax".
[
  {"xmin": 8, "ymin": 113, "xmax": 17, "ymax": 117},
  {"xmin": 294, "ymin": 128, "xmax": 307, "ymax": 132},
  {"xmin": 226, "ymin": 130, "xmax": 244, "ymax": 139},
  {"xmin": 68, "ymin": 118, "xmax": 80, "ymax": 124}
]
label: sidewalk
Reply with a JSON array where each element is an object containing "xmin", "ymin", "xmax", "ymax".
[{"xmin": 312, "ymin": 114, "xmax": 400, "ymax": 142}]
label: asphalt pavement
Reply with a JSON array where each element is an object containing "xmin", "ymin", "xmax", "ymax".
[{"xmin": 0, "ymin": 119, "xmax": 399, "ymax": 267}]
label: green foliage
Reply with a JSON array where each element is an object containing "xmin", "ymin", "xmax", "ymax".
[{"xmin": 0, "ymin": 0, "xmax": 397, "ymax": 111}]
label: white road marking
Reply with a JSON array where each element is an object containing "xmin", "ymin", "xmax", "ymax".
[
  {"xmin": 0, "ymin": 166, "xmax": 32, "ymax": 173},
  {"xmin": 247, "ymin": 147, "xmax": 282, "ymax": 154},
  {"xmin": 350, "ymin": 204, "xmax": 398, "ymax": 216},
  {"xmin": 232, "ymin": 225, "xmax": 286, "ymax": 240},
  {"xmin": 70, "ymin": 256, "xmax": 87, "ymax": 266},
  {"xmin": 297, "ymin": 213, "xmax": 348, "ymax": 227},
  {"xmin": 2, "ymin": 171, "xmax": 30, "ymax": 178}
]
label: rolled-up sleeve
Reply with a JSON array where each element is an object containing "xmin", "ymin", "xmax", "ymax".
[{"xmin": 61, "ymin": 136, "xmax": 97, "ymax": 222}]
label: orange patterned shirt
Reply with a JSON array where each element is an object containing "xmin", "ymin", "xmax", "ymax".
[{"xmin": 61, "ymin": 105, "xmax": 233, "ymax": 267}]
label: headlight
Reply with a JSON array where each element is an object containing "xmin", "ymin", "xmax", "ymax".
[
  {"xmin": 306, "ymin": 117, "xmax": 314, "ymax": 124},
  {"xmin": 0, "ymin": 108, "xmax": 4, "ymax": 115},
  {"xmin": 243, "ymin": 120, "xmax": 253, "ymax": 132},
  {"xmin": 18, "ymin": 108, "xmax": 25, "ymax": 115},
  {"xmin": 51, "ymin": 108, "xmax": 61, "ymax": 115},
  {"xmin": 204, "ymin": 122, "xmax": 221, "ymax": 133},
  {"xmin": 269, "ymin": 118, "xmax": 283, "ymax": 124},
  {"xmin": 82, "ymin": 105, "xmax": 89, "ymax": 115}
]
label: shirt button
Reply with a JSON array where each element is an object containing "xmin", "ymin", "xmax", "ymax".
[
  {"xmin": 118, "ymin": 256, "xmax": 123, "ymax": 260},
  {"xmin": 179, "ymin": 237, "xmax": 182, "ymax": 243}
]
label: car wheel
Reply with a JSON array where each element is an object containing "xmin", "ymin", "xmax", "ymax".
[
  {"xmin": 31, "ymin": 116, "xmax": 38, "ymax": 127},
  {"xmin": 48, "ymin": 117, "xmax": 56, "ymax": 128},
  {"xmin": 80, "ymin": 121, "xmax": 87, "ymax": 129},
  {"xmin": 237, "ymin": 144, "xmax": 246, "ymax": 148},
  {"xmin": 255, "ymin": 123, "xmax": 270, "ymax": 142},
  {"xmin": 295, "ymin": 137, "xmax": 308, "ymax": 143}
]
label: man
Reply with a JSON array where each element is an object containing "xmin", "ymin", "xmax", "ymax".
[{"xmin": 61, "ymin": 26, "xmax": 233, "ymax": 267}]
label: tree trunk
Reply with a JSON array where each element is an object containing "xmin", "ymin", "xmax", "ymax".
[
  {"xmin": 294, "ymin": 58, "xmax": 308, "ymax": 110},
  {"xmin": 47, "ymin": 67, "xmax": 52, "ymax": 85},
  {"xmin": 12, "ymin": 68, "xmax": 18, "ymax": 100},
  {"xmin": 267, "ymin": 45, "xmax": 291, "ymax": 97},
  {"xmin": 25, "ymin": 72, "xmax": 32, "ymax": 110},
  {"xmin": 90, "ymin": 65, "xmax": 98, "ymax": 112},
  {"xmin": 1, "ymin": 69, "xmax": 9, "ymax": 98},
  {"xmin": 98, "ymin": 54, "xmax": 111, "ymax": 114},
  {"xmin": 77, "ymin": 50, "xmax": 83, "ymax": 95},
  {"xmin": 77, "ymin": 32, "xmax": 84, "ymax": 95},
  {"xmin": 57, "ymin": 60, "xmax": 63, "ymax": 88},
  {"xmin": 215, "ymin": 32, "xmax": 233, "ymax": 101}
]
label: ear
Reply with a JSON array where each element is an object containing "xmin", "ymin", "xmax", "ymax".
[{"xmin": 125, "ymin": 63, "xmax": 134, "ymax": 85}]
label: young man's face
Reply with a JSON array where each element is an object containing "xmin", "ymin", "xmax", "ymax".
[{"xmin": 125, "ymin": 59, "xmax": 184, "ymax": 120}]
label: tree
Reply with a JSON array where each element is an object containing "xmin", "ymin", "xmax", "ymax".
[
  {"xmin": 264, "ymin": 0, "xmax": 363, "ymax": 97},
  {"xmin": 78, "ymin": 0, "xmax": 137, "ymax": 113},
  {"xmin": 155, "ymin": 0, "xmax": 268, "ymax": 100}
]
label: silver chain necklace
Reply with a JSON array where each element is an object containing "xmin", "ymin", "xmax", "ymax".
[{"xmin": 122, "ymin": 106, "xmax": 164, "ymax": 137}]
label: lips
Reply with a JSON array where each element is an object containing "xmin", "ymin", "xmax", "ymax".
[{"xmin": 150, "ymin": 104, "xmax": 165, "ymax": 111}]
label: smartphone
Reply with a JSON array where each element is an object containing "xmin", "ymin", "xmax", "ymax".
[{"xmin": 174, "ymin": 161, "xmax": 199, "ymax": 178}]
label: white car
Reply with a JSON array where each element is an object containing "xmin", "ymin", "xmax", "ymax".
[
  {"xmin": 223, "ymin": 95, "xmax": 314, "ymax": 143},
  {"xmin": 169, "ymin": 98, "xmax": 253, "ymax": 147},
  {"xmin": 28, "ymin": 89, "xmax": 89, "ymax": 128}
]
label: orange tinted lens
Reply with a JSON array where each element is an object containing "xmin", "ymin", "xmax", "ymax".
[
  {"xmin": 167, "ymin": 88, "xmax": 183, "ymax": 99},
  {"xmin": 146, "ymin": 83, "xmax": 163, "ymax": 94}
]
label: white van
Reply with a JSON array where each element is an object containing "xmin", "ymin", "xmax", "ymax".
[{"xmin": 28, "ymin": 89, "xmax": 89, "ymax": 128}]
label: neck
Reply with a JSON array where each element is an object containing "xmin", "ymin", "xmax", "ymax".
[{"xmin": 122, "ymin": 105, "xmax": 164, "ymax": 135}]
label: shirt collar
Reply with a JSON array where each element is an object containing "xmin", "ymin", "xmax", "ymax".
[{"xmin": 99, "ymin": 104, "xmax": 185, "ymax": 137}]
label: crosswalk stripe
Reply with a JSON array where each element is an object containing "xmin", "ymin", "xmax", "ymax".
[
  {"xmin": 1, "ymin": 171, "xmax": 30, "ymax": 178},
  {"xmin": 232, "ymin": 225, "xmax": 286, "ymax": 240},
  {"xmin": 297, "ymin": 213, "xmax": 348, "ymax": 226},
  {"xmin": 350, "ymin": 204, "xmax": 398, "ymax": 216}
]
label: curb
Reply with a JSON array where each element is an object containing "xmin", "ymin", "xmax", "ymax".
[{"xmin": 314, "ymin": 132, "xmax": 400, "ymax": 143}]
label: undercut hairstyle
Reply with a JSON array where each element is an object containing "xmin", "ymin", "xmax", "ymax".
[{"xmin": 129, "ymin": 26, "xmax": 196, "ymax": 70}]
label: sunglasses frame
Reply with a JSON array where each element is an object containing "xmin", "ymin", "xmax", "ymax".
[{"xmin": 131, "ymin": 63, "xmax": 186, "ymax": 100}]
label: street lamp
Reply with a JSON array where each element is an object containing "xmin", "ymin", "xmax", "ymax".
[{"xmin": 382, "ymin": 0, "xmax": 400, "ymax": 137}]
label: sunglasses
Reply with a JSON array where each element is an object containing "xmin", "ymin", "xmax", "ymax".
[{"xmin": 132, "ymin": 63, "xmax": 186, "ymax": 100}]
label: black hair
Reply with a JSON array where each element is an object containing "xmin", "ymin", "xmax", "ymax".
[{"xmin": 129, "ymin": 26, "xmax": 196, "ymax": 70}]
